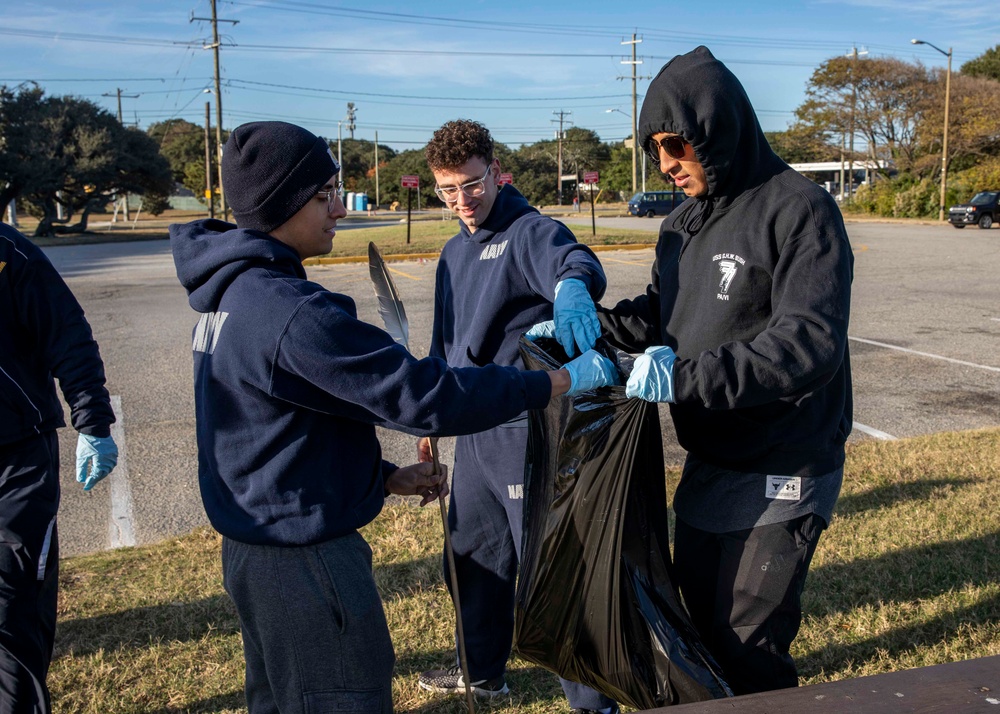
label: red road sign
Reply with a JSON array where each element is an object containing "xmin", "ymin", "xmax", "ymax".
[
  {"xmin": 583, "ymin": 171, "xmax": 600, "ymax": 184},
  {"xmin": 401, "ymin": 175, "xmax": 420, "ymax": 188},
  {"xmin": 498, "ymin": 172, "xmax": 513, "ymax": 185}
]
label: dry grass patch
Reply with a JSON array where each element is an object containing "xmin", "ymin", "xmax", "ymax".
[{"xmin": 50, "ymin": 428, "xmax": 1000, "ymax": 712}]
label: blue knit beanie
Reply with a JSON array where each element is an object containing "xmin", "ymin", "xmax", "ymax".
[{"xmin": 222, "ymin": 121, "xmax": 339, "ymax": 234}]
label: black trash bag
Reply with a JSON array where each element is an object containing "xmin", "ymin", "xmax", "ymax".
[{"xmin": 514, "ymin": 336, "xmax": 732, "ymax": 709}]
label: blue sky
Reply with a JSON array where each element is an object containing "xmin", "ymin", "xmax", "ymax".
[{"xmin": 2, "ymin": 1, "xmax": 997, "ymax": 153}]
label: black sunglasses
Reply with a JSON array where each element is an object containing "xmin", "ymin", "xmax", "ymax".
[{"xmin": 645, "ymin": 135, "xmax": 687, "ymax": 164}]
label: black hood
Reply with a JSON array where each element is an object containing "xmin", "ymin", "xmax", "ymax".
[{"xmin": 638, "ymin": 46, "xmax": 782, "ymax": 205}]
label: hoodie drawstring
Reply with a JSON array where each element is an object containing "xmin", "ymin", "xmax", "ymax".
[{"xmin": 672, "ymin": 198, "xmax": 714, "ymax": 237}]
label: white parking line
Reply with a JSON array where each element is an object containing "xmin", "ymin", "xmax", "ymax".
[
  {"xmin": 108, "ymin": 395, "xmax": 136, "ymax": 549},
  {"xmin": 850, "ymin": 337, "xmax": 1000, "ymax": 373},
  {"xmin": 853, "ymin": 421, "xmax": 898, "ymax": 441}
]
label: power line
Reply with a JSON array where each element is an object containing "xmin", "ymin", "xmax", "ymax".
[
  {"xmin": 0, "ymin": 27, "xmax": 200, "ymax": 48},
  {"xmin": 222, "ymin": 1, "xmax": 983, "ymax": 60},
  {"xmin": 1, "ymin": 25, "xmax": 979, "ymax": 62},
  {"xmin": 226, "ymin": 77, "xmax": 630, "ymax": 102}
]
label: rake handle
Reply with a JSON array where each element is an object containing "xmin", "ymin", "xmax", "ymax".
[{"xmin": 430, "ymin": 438, "xmax": 475, "ymax": 714}]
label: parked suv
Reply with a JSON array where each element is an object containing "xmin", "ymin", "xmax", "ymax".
[
  {"xmin": 628, "ymin": 190, "xmax": 686, "ymax": 217},
  {"xmin": 948, "ymin": 190, "xmax": 999, "ymax": 229}
]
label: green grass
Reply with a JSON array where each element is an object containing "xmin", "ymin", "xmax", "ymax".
[
  {"xmin": 22, "ymin": 206, "xmax": 659, "ymax": 255},
  {"xmin": 49, "ymin": 429, "xmax": 1000, "ymax": 712},
  {"xmin": 318, "ymin": 220, "xmax": 657, "ymax": 259}
]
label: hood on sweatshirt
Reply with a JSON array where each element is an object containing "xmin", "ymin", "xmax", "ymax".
[
  {"xmin": 170, "ymin": 219, "xmax": 306, "ymax": 313},
  {"xmin": 638, "ymin": 46, "xmax": 783, "ymax": 215}
]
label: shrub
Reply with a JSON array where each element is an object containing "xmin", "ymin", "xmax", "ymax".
[
  {"xmin": 893, "ymin": 178, "xmax": 939, "ymax": 218},
  {"xmin": 848, "ymin": 180, "xmax": 896, "ymax": 217},
  {"xmin": 951, "ymin": 158, "xmax": 1000, "ymax": 203}
]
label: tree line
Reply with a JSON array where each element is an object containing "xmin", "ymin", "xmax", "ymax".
[
  {"xmin": 767, "ymin": 45, "xmax": 1000, "ymax": 217},
  {"xmin": 152, "ymin": 119, "xmax": 644, "ymax": 215},
  {"xmin": 3, "ymin": 44, "xmax": 999, "ymax": 235}
]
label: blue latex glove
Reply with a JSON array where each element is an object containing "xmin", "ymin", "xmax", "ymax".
[
  {"xmin": 553, "ymin": 278, "xmax": 600, "ymax": 358},
  {"xmin": 625, "ymin": 346, "xmax": 677, "ymax": 402},
  {"xmin": 76, "ymin": 434, "xmax": 119, "ymax": 491},
  {"xmin": 524, "ymin": 320, "xmax": 556, "ymax": 341},
  {"xmin": 563, "ymin": 349, "xmax": 619, "ymax": 396}
]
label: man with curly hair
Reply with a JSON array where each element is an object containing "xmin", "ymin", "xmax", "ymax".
[{"xmin": 417, "ymin": 119, "xmax": 618, "ymax": 714}]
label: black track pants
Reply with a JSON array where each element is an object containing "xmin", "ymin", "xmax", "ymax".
[
  {"xmin": 0, "ymin": 432, "xmax": 60, "ymax": 714},
  {"xmin": 673, "ymin": 513, "xmax": 826, "ymax": 696}
]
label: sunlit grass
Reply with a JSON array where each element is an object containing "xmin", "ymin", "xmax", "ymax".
[
  {"xmin": 50, "ymin": 427, "xmax": 1000, "ymax": 712},
  {"xmin": 317, "ymin": 219, "xmax": 657, "ymax": 260}
]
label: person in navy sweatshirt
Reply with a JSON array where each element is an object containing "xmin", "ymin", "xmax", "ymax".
[
  {"xmin": 592, "ymin": 47, "xmax": 854, "ymax": 695},
  {"xmin": 169, "ymin": 121, "xmax": 616, "ymax": 714},
  {"xmin": 0, "ymin": 223, "xmax": 119, "ymax": 712},
  {"xmin": 416, "ymin": 120, "xmax": 618, "ymax": 714}
]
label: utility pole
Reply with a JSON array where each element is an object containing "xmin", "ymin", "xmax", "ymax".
[
  {"xmin": 346, "ymin": 102, "xmax": 357, "ymax": 139},
  {"xmin": 846, "ymin": 46, "xmax": 868, "ymax": 202},
  {"xmin": 103, "ymin": 87, "xmax": 139, "ymax": 126},
  {"xmin": 103, "ymin": 87, "xmax": 139, "ymax": 220},
  {"xmin": 552, "ymin": 110, "xmax": 572, "ymax": 205},
  {"xmin": 204, "ymin": 101, "xmax": 214, "ymax": 219},
  {"xmin": 192, "ymin": 0, "xmax": 238, "ymax": 220},
  {"xmin": 839, "ymin": 131, "xmax": 846, "ymax": 202},
  {"xmin": 619, "ymin": 34, "xmax": 647, "ymax": 197}
]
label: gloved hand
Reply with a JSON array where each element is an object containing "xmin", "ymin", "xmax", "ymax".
[
  {"xmin": 524, "ymin": 320, "xmax": 556, "ymax": 341},
  {"xmin": 563, "ymin": 349, "xmax": 619, "ymax": 396},
  {"xmin": 625, "ymin": 346, "xmax": 677, "ymax": 403},
  {"xmin": 553, "ymin": 278, "xmax": 600, "ymax": 358},
  {"xmin": 76, "ymin": 434, "xmax": 119, "ymax": 491}
]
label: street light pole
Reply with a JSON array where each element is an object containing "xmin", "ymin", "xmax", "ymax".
[
  {"xmin": 205, "ymin": 101, "xmax": 214, "ymax": 219},
  {"xmin": 337, "ymin": 120, "xmax": 344, "ymax": 198},
  {"xmin": 607, "ymin": 107, "xmax": 640, "ymax": 192},
  {"xmin": 912, "ymin": 39, "xmax": 953, "ymax": 222},
  {"xmin": 620, "ymin": 35, "xmax": 643, "ymax": 196}
]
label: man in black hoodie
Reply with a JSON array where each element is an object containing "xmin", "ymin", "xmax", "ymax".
[
  {"xmin": 595, "ymin": 47, "xmax": 854, "ymax": 694},
  {"xmin": 1, "ymin": 222, "xmax": 119, "ymax": 712}
]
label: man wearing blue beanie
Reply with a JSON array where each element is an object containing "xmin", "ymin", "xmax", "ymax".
[{"xmin": 169, "ymin": 121, "xmax": 618, "ymax": 713}]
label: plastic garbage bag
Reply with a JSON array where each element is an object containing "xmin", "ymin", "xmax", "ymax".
[{"xmin": 514, "ymin": 336, "xmax": 732, "ymax": 709}]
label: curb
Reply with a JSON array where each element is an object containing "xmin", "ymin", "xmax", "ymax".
[{"xmin": 302, "ymin": 242, "xmax": 658, "ymax": 267}]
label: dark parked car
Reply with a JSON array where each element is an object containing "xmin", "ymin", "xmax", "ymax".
[
  {"xmin": 948, "ymin": 190, "xmax": 999, "ymax": 229},
  {"xmin": 627, "ymin": 190, "xmax": 686, "ymax": 217}
]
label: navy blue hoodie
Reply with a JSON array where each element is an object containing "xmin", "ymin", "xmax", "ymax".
[
  {"xmin": 171, "ymin": 219, "xmax": 551, "ymax": 545},
  {"xmin": 598, "ymin": 47, "xmax": 853, "ymax": 477},
  {"xmin": 0, "ymin": 223, "xmax": 114, "ymax": 447},
  {"xmin": 432, "ymin": 185, "xmax": 606, "ymax": 369}
]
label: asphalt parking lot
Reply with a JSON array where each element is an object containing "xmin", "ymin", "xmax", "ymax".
[{"xmin": 42, "ymin": 218, "xmax": 1000, "ymax": 556}]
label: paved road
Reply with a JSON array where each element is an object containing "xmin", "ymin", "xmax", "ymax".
[{"xmin": 43, "ymin": 218, "xmax": 1000, "ymax": 556}]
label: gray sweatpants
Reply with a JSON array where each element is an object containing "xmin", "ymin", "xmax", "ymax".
[{"xmin": 222, "ymin": 531, "xmax": 394, "ymax": 714}]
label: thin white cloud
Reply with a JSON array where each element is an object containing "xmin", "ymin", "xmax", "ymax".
[{"xmin": 816, "ymin": 0, "xmax": 999, "ymax": 26}]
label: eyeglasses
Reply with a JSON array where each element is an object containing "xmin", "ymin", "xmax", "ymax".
[
  {"xmin": 316, "ymin": 181, "xmax": 345, "ymax": 212},
  {"xmin": 645, "ymin": 135, "xmax": 688, "ymax": 165},
  {"xmin": 434, "ymin": 164, "xmax": 493, "ymax": 203}
]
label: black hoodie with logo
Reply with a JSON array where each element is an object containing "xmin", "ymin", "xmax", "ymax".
[{"xmin": 597, "ymin": 46, "xmax": 853, "ymax": 479}]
